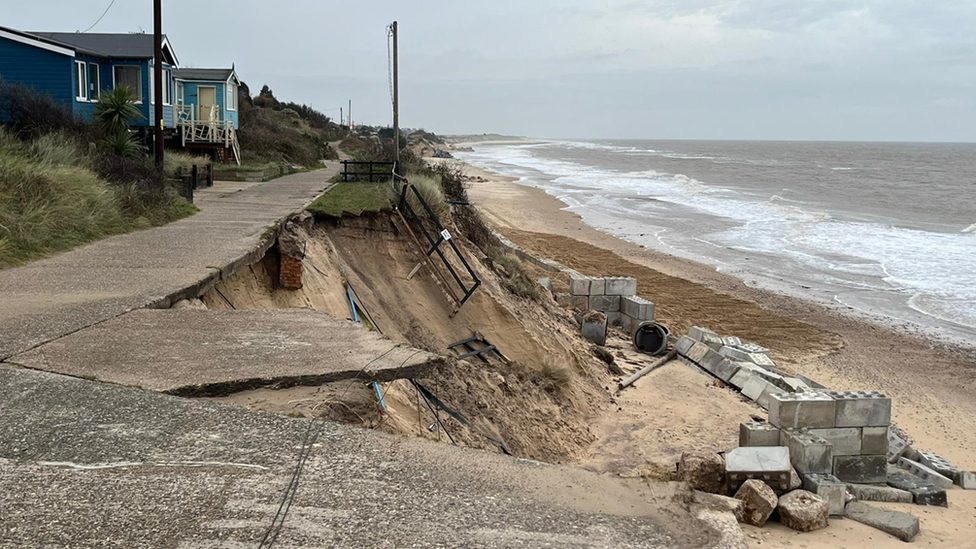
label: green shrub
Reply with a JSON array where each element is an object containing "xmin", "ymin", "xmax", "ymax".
[
  {"xmin": 404, "ymin": 173, "xmax": 448, "ymax": 218},
  {"xmin": 491, "ymin": 252, "xmax": 540, "ymax": 300},
  {"xmin": 93, "ymin": 86, "xmax": 143, "ymax": 136}
]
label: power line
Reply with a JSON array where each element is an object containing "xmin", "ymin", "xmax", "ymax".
[{"xmin": 81, "ymin": 0, "xmax": 117, "ymax": 33}]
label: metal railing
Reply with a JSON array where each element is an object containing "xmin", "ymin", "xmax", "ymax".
[
  {"xmin": 396, "ymin": 179, "xmax": 481, "ymax": 309},
  {"xmin": 340, "ymin": 160, "xmax": 395, "ymax": 182}
]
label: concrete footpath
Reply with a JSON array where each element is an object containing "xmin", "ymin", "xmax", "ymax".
[
  {"xmin": 10, "ymin": 308, "xmax": 445, "ymax": 395},
  {"xmin": 0, "ymin": 366, "xmax": 724, "ymax": 548},
  {"xmin": 0, "ymin": 165, "xmax": 337, "ymax": 360}
]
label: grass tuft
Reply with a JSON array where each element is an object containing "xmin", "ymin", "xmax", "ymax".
[
  {"xmin": 536, "ymin": 357, "xmax": 573, "ymax": 394},
  {"xmin": 404, "ymin": 173, "xmax": 448, "ymax": 219},
  {"xmin": 491, "ymin": 252, "xmax": 540, "ymax": 300}
]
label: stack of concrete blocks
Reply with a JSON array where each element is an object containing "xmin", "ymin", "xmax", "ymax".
[
  {"xmin": 769, "ymin": 391, "xmax": 892, "ymax": 486},
  {"xmin": 673, "ymin": 336, "xmax": 743, "ymax": 386},
  {"xmin": 560, "ymin": 275, "xmax": 654, "ymax": 334}
]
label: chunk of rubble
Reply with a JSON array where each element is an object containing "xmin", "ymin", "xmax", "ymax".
[
  {"xmin": 846, "ymin": 501, "xmax": 920, "ymax": 542},
  {"xmin": 733, "ymin": 479, "xmax": 778, "ymax": 527},
  {"xmin": 693, "ymin": 491, "xmax": 745, "ymax": 523},
  {"xmin": 776, "ymin": 490, "xmax": 829, "ymax": 532},
  {"xmin": 679, "ymin": 452, "xmax": 727, "ymax": 495}
]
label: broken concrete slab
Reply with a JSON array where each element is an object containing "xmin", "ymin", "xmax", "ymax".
[
  {"xmin": 846, "ymin": 483, "xmax": 913, "ymax": 504},
  {"xmin": 739, "ymin": 421, "xmax": 780, "ymax": 447},
  {"xmin": 917, "ymin": 451, "xmax": 961, "ymax": 482},
  {"xmin": 845, "ymin": 502, "xmax": 920, "ymax": 542},
  {"xmin": 834, "ymin": 455, "xmax": 888, "ymax": 484},
  {"xmin": 9, "ymin": 309, "xmax": 445, "ymax": 396},
  {"xmin": 733, "ymin": 479, "xmax": 778, "ymax": 527},
  {"xmin": 898, "ymin": 457, "xmax": 953, "ymax": 489},
  {"xmin": 887, "ymin": 470, "xmax": 948, "ymax": 507},
  {"xmin": 725, "ymin": 446, "xmax": 792, "ymax": 492},
  {"xmin": 693, "ymin": 491, "xmax": 745, "ymax": 523},
  {"xmin": 801, "ymin": 473, "xmax": 847, "ymax": 516},
  {"xmin": 826, "ymin": 391, "xmax": 891, "ymax": 428},
  {"xmin": 768, "ymin": 392, "xmax": 837, "ymax": 430},
  {"xmin": 776, "ymin": 490, "xmax": 829, "ymax": 532}
]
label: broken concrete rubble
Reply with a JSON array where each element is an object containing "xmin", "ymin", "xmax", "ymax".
[
  {"xmin": 886, "ymin": 470, "xmax": 948, "ymax": 507},
  {"xmin": 733, "ymin": 479, "xmax": 778, "ymax": 527},
  {"xmin": 679, "ymin": 452, "xmax": 727, "ymax": 495},
  {"xmin": 845, "ymin": 501, "xmax": 920, "ymax": 542},
  {"xmin": 776, "ymin": 490, "xmax": 829, "ymax": 532}
]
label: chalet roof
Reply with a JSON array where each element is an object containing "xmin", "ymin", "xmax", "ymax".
[
  {"xmin": 173, "ymin": 68, "xmax": 236, "ymax": 82},
  {"xmin": 28, "ymin": 31, "xmax": 178, "ymax": 64}
]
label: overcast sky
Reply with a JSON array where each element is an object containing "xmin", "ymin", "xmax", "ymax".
[{"xmin": 6, "ymin": 0, "xmax": 975, "ymax": 141}]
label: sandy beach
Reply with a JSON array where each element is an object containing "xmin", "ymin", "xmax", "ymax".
[{"xmin": 454, "ymin": 159, "xmax": 976, "ymax": 548}]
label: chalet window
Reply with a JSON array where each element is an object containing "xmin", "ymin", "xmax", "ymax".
[
  {"xmin": 89, "ymin": 63, "xmax": 100, "ymax": 101},
  {"xmin": 75, "ymin": 61, "xmax": 87, "ymax": 101},
  {"xmin": 162, "ymin": 69, "xmax": 171, "ymax": 105},
  {"xmin": 226, "ymin": 83, "xmax": 237, "ymax": 111},
  {"xmin": 114, "ymin": 65, "xmax": 142, "ymax": 102}
]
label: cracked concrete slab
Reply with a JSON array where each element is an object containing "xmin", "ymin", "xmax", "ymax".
[
  {"xmin": 9, "ymin": 308, "xmax": 443, "ymax": 396},
  {"xmin": 0, "ymin": 366, "xmax": 725, "ymax": 548},
  {"xmin": 0, "ymin": 167, "xmax": 337, "ymax": 361}
]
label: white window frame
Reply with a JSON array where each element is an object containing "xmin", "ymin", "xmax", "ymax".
[
  {"xmin": 75, "ymin": 60, "xmax": 88, "ymax": 101},
  {"xmin": 113, "ymin": 65, "xmax": 143, "ymax": 104},
  {"xmin": 88, "ymin": 63, "xmax": 100, "ymax": 102},
  {"xmin": 226, "ymin": 81, "xmax": 237, "ymax": 111},
  {"xmin": 161, "ymin": 69, "xmax": 171, "ymax": 106}
]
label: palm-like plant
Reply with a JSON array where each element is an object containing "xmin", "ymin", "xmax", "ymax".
[
  {"xmin": 106, "ymin": 130, "xmax": 145, "ymax": 158},
  {"xmin": 93, "ymin": 87, "xmax": 142, "ymax": 136}
]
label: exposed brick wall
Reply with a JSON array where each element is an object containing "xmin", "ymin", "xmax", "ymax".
[{"xmin": 280, "ymin": 254, "xmax": 303, "ymax": 290}]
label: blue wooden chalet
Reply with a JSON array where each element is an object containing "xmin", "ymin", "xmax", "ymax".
[{"xmin": 0, "ymin": 26, "xmax": 240, "ymax": 164}]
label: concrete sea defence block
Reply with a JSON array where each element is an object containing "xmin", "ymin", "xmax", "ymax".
[
  {"xmin": 782, "ymin": 431, "xmax": 833, "ymax": 475},
  {"xmin": 741, "ymin": 376, "xmax": 779, "ymax": 402},
  {"xmin": 587, "ymin": 295, "xmax": 621, "ymax": 313},
  {"xmin": 726, "ymin": 446, "xmax": 792, "ymax": 492},
  {"xmin": 917, "ymin": 451, "xmax": 961, "ymax": 481},
  {"xmin": 887, "ymin": 425, "xmax": 911, "ymax": 463},
  {"xmin": 833, "ymin": 455, "xmax": 887, "ymax": 484},
  {"xmin": 569, "ymin": 275, "xmax": 591, "ymax": 296},
  {"xmin": 620, "ymin": 295, "xmax": 654, "ymax": 321},
  {"xmin": 955, "ymin": 470, "xmax": 976, "ymax": 490},
  {"xmin": 688, "ymin": 326, "xmax": 717, "ymax": 341},
  {"xmin": 580, "ymin": 311, "xmax": 608, "ymax": 346},
  {"xmin": 776, "ymin": 490, "xmax": 829, "ymax": 532},
  {"xmin": 898, "ymin": 457, "xmax": 953, "ymax": 489},
  {"xmin": 721, "ymin": 336, "xmax": 742, "ymax": 348},
  {"xmin": 605, "ymin": 311, "xmax": 622, "ymax": 326},
  {"xmin": 701, "ymin": 333, "xmax": 725, "ymax": 351},
  {"xmin": 809, "ymin": 427, "xmax": 862, "ymax": 456},
  {"xmin": 887, "ymin": 470, "xmax": 948, "ymax": 507},
  {"xmin": 845, "ymin": 501, "xmax": 920, "ymax": 543},
  {"xmin": 734, "ymin": 342, "xmax": 770, "ymax": 355},
  {"xmin": 846, "ymin": 483, "xmax": 913, "ymax": 503},
  {"xmin": 729, "ymin": 366, "xmax": 755, "ymax": 390},
  {"xmin": 739, "ymin": 421, "xmax": 781, "ymax": 447},
  {"xmin": 861, "ymin": 426, "xmax": 888, "ymax": 455},
  {"xmin": 718, "ymin": 346, "xmax": 752, "ymax": 362},
  {"xmin": 619, "ymin": 314, "xmax": 636, "ymax": 335},
  {"xmin": 674, "ymin": 335, "xmax": 697, "ymax": 355},
  {"xmin": 826, "ymin": 390, "xmax": 891, "ymax": 427},
  {"xmin": 768, "ymin": 392, "xmax": 837, "ymax": 430},
  {"xmin": 589, "ymin": 277, "xmax": 606, "ymax": 296},
  {"xmin": 720, "ymin": 346, "xmax": 776, "ymax": 368},
  {"xmin": 756, "ymin": 384, "xmax": 786, "ymax": 411},
  {"xmin": 800, "ymin": 473, "xmax": 847, "ymax": 516},
  {"xmin": 604, "ymin": 276, "xmax": 637, "ymax": 296}
]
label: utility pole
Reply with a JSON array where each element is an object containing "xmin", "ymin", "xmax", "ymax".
[
  {"xmin": 392, "ymin": 21, "xmax": 399, "ymax": 170},
  {"xmin": 340, "ymin": 107, "xmax": 343, "ymax": 127},
  {"xmin": 153, "ymin": 0, "xmax": 164, "ymax": 172},
  {"xmin": 348, "ymin": 99, "xmax": 352, "ymax": 128}
]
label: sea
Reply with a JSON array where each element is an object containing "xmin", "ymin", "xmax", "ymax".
[{"xmin": 456, "ymin": 140, "xmax": 976, "ymax": 347}]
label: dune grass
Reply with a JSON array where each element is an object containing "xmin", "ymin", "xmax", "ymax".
[
  {"xmin": 307, "ymin": 182, "xmax": 394, "ymax": 217},
  {"xmin": 0, "ymin": 130, "xmax": 196, "ymax": 269}
]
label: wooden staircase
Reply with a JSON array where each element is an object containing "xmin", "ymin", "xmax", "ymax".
[{"xmin": 177, "ymin": 105, "xmax": 241, "ymax": 165}]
